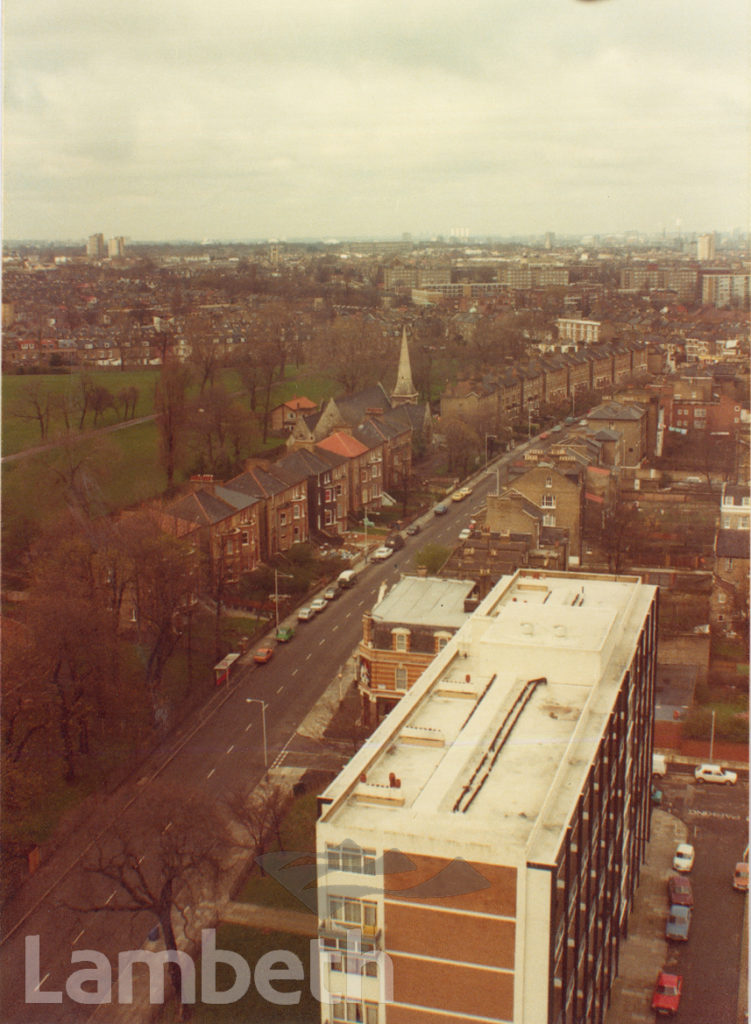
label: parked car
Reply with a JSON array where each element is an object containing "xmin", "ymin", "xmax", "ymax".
[
  {"xmin": 372, "ymin": 546, "xmax": 393, "ymax": 561},
  {"xmin": 694, "ymin": 763, "xmax": 738, "ymax": 785},
  {"xmin": 405, "ymin": 522, "xmax": 421, "ymax": 536},
  {"xmin": 667, "ymin": 874, "xmax": 693, "ymax": 907},
  {"xmin": 733, "ymin": 862, "xmax": 749, "ymax": 892},
  {"xmin": 323, "ymin": 584, "xmax": 340, "ymax": 601},
  {"xmin": 458, "ymin": 528, "xmax": 471, "ymax": 541},
  {"xmin": 652, "ymin": 971, "xmax": 683, "ymax": 1015},
  {"xmin": 451, "ymin": 490, "xmax": 467, "ymax": 502},
  {"xmin": 672, "ymin": 843, "xmax": 695, "ymax": 873},
  {"xmin": 385, "ymin": 533, "xmax": 405, "ymax": 551},
  {"xmin": 310, "ymin": 597, "xmax": 328, "ymax": 613},
  {"xmin": 434, "ymin": 503, "xmax": 449, "ymax": 515},
  {"xmin": 666, "ymin": 904, "xmax": 691, "ymax": 942},
  {"xmin": 337, "ymin": 569, "xmax": 357, "ymax": 588},
  {"xmin": 297, "ymin": 606, "xmax": 315, "ymax": 622},
  {"xmin": 253, "ymin": 646, "xmax": 274, "ymax": 664},
  {"xmin": 275, "ymin": 625, "xmax": 295, "ymax": 643}
]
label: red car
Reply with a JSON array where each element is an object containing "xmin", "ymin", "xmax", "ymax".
[
  {"xmin": 253, "ymin": 646, "xmax": 274, "ymax": 664},
  {"xmin": 667, "ymin": 874, "xmax": 694, "ymax": 907},
  {"xmin": 652, "ymin": 971, "xmax": 683, "ymax": 1016}
]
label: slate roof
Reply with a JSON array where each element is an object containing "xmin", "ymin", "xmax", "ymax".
[{"xmin": 715, "ymin": 530, "xmax": 750, "ymax": 559}]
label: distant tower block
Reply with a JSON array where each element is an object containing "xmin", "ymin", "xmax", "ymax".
[
  {"xmin": 86, "ymin": 233, "xmax": 105, "ymax": 259},
  {"xmin": 390, "ymin": 326, "xmax": 418, "ymax": 407},
  {"xmin": 697, "ymin": 233, "xmax": 715, "ymax": 261},
  {"xmin": 107, "ymin": 236, "xmax": 126, "ymax": 258},
  {"xmin": 269, "ymin": 243, "xmax": 280, "ymax": 267}
]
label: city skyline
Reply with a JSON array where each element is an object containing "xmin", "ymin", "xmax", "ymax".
[{"xmin": 4, "ymin": 0, "xmax": 749, "ymax": 243}]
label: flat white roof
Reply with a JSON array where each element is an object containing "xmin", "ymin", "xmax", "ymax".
[
  {"xmin": 371, "ymin": 576, "xmax": 476, "ymax": 630},
  {"xmin": 319, "ymin": 570, "xmax": 656, "ymax": 867}
]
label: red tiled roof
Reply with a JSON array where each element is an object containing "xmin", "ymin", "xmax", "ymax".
[{"xmin": 317, "ymin": 431, "xmax": 368, "ymax": 458}]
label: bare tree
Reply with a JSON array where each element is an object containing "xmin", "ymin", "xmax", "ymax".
[
  {"xmin": 13, "ymin": 379, "xmax": 54, "ymax": 441},
  {"xmin": 74, "ymin": 789, "xmax": 229, "ymax": 1018},
  {"xmin": 224, "ymin": 783, "xmax": 291, "ymax": 876},
  {"xmin": 155, "ymin": 361, "xmax": 191, "ymax": 489}
]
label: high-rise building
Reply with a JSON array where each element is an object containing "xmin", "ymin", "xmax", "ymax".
[
  {"xmin": 316, "ymin": 568, "xmax": 658, "ymax": 1024},
  {"xmin": 697, "ymin": 233, "xmax": 715, "ymax": 261},
  {"xmin": 86, "ymin": 233, "xmax": 105, "ymax": 259},
  {"xmin": 107, "ymin": 236, "xmax": 126, "ymax": 258}
]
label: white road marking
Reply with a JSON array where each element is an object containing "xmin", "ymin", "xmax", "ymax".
[
  {"xmin": 105, "ymin": 891, "xmax": 115, "ymax": 905},
  {"xmin": 163, "ymin": 821, "xmax": 172, "ymax": 833},
  {"xmin": 207, "ymin": 768, "xmax": 215, "ymax": 779},
  {"xmin": 35, "ymin": 974, "xmax": 50, "ymax": 992},
  {"xmin": 226, "ymin": 745, "xmax": 234, "ymax": 754},
  {"xmin": 73, "ymin": 930, "xmax": 85, "ymax": 944},
  {"xmin": 291, "ymin": 668, "xmax": 299, "ymax": 676},
  {"xmin": 277, "ymin": 685, "xmax": 284, "ymax": 694},
  {"xmin": 245, "ymin": 722, "xmax": 253, "ymax": 732},
  {"xmin": 306, "ymin": 653, "xmax": 312, "ymax": 661}
]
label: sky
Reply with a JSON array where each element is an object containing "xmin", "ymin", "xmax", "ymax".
[{"xmin": 3, "ymin": 0, "xmax": 749, "ymax": 242}]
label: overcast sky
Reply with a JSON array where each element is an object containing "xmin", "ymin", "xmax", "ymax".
[{"xmin": 4, "ymin": 0, "xmax": 749, "ymax": 242}]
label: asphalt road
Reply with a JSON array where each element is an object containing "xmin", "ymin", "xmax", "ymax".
[
  {"xmin": 659, "ymin": 766, "xmax": 749, "ymax": 1023},
  {"xmin": 0, "ymin": 453, "xmax": 511, "ymax": 1023}
]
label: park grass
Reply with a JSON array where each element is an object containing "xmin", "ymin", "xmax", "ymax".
[
  {"xmin": 192, "ymin": 926, "xmax": 319, "ymax": 1024},
  {"xmin": 236, "ymin": 792, "xmax": 319, "ymax": 913}
]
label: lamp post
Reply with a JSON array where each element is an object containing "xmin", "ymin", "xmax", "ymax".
[
  {"xmin": 273, "ymin": 570, "xmax": 294, "ymax": 630},
  {"xmin": 709, "ymin": 709, "xmax": 716, "ymax": 762},
  {"xmin": 245, "ymin": 698, "xmax": 268, "ymax": 771},
  {"xmin": 485, "ymin": 434, "xmax": 495, "ymax": 468}
]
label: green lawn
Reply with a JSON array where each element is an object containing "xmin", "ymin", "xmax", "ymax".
[{"xmin": 193, "ymin": 926, "xmax": 320, "ymax": 1024}]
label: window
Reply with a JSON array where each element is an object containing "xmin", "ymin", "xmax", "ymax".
[
  {"xmin": 542, "ymin": 494, "xmax": 556, "ymax": 508},
  {"xmin": 329, "ymin": 897, "xmax": 377, "ymax": 931},
  {"xmin": 545, "ymin": 475, "xmax": 553, "ymax": 488},
  {"xmin": 434, "ymin": 632, "xmax": 451, "ymax": 652},
  {"xmin": 325, "ymin": 488, "xmax": 333, "ymax": 502},
  {"xmin": 725, "ymin": 558, "xmax": 734, "ymax": 571},
  {"xmin": 327, "ymin": 843, "xmax": 377, "ymax": 875},
  {"xmin": 280, "ymin": 511, "xmax": 287, "ymax": 526},
  {"xmin": 325, "ymin": 510, "xmax": 333, "ymax": 526},
  {"xmin": 336, "ymin": 484, "xmax": 343, "ymax": 496},
  {"xmin": 293, "ymin": 504, "xmax": 300, "ymax": 519},
  {"xmin": 395, "ymin": 666, "xmax": 407, "ymax": 689},
  {"xmin": 543, "ymin": 513, "xmax": 556, "ymax": 527},
  {"xmin": 392, "ymin": 629, "xmax": 409, "ymax": 652},
  {"xmin": 241, "ymin": 531, "xmax": 249, "ymax": 546},
  {"xmin": 331, "ymin": 999, "xmax": 378, "ymax": 1024},
  {"xmin": 323, "ymin": 936, "xmax": 378, "ymax": 977}
]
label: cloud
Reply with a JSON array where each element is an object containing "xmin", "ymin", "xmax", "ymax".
[{"xmin": 3, "ymin": 0, "xmax": 749, "ymax": 239}]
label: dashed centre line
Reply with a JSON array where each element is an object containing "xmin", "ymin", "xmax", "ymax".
[
  {"xmin": 207, "ymin": 768, "xmax": 216, "ymax": 779},
  {"xmin": 226, "ymin": 744, "xmax": 234, "ymax": 754}
]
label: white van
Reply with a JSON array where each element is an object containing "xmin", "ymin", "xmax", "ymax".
[
  {"xmin": 652, "ymin": 753, "xmax": 667, "ymax": 777},
  {"xmin": 337, "ymin": 569, "xmax": 358, "ymax": 589}
]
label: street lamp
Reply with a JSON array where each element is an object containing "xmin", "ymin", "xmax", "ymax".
[
  {"xmin": 245, "ymin": 698, "xmax": 268, "ymax": 771},
  {"xmin": 273, "ymin": 569, "xmax": 294, "ymax": 630},
  {"xmin": 485, "ymin": 434, "xmax": 495, "ymax": 468}
]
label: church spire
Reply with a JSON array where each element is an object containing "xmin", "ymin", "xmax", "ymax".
[{"xmin": 391, "ymin": 326, "xmax": 418, "ymax": 406}]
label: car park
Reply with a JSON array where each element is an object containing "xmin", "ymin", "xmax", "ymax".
[
  {"xmin": 666, "ymin": 904, "xmax": 691, "ymax": 942},
  {"xmin": 275, "ymin": 625, "xmax": 295, "ymax": 643},
  {"xmin": 405, "ymin": 522, "xmax": 421, "ymax": 536},
  {"xmin": 310, "ymin": 597, "xmax": 328, "ymax": 613},
  {"xmin": 434, "ymin": 503, "xmax": 449, "ymax": 515},
  {"xmin": 297, "ymin": 606, "xmax": 315, "ymax": 622},
  {"xmin": 667, "ymin": 874, "xmax": 693, "ymax": 907},
  {"xmin": 253, "ymin": 646, "xmax": 274, "ymax": 664},
  {"xmin": 673, "ymin": 843, "xmax": 695, "ymax": 873},
  {"xmin": 323, "ymin": 584, "xmax": 340, "ymax": 601},
  {"xmin": 733, "ymin": 862, "xmax": 749, "ymax": 892},
  {"xmin": 694, "ymin": 763, "xmax": 738, "ymax": 785},
  {"xmin": 652, "ymin": 971, "xmax": 683, "ymax": 1015}
]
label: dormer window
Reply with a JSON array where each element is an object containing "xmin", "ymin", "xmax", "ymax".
[{"xmin": 392, "ymin": 628, "xmax": 410, "ymax": 653}]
